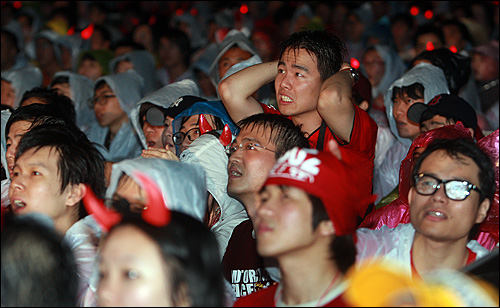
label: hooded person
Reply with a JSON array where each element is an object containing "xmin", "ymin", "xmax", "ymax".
[
  {"xmin": 129, "ymin": 79, "xmax": 201, "ymax": 151},
  {"xmin": 32, "ymin": 29, "xmax": 64, "ymax": 87},
  {"xmin": 49, "ymin": 71, "xmax": 96, "ymax": 132},
  {"xmin": 65, "ymin": 156, "xmax": 209, "ymax": 307},
  {"xmin": 208, "ymin": 28, "xmax": 261, "ymax": 89},
  {"xmin": 77, "ymin": 49, "xmax": 115, "ymax": 81},
  {"xmin": 1, "ymin": 66, "xmax": 42, "ymax": 109},
  {"xmin": 109, "ymin": 49, "xmax": 159, "ymax": 95},
  {"xmin": 373, "ymin": 62, "xmax": 449, "ymax": 204},
  {"xmin": 180, "ymin": 132, "xmax": 248, "ymax": 260},
  {"xmin": 85, "ymin": 69, "xmax": 144, "ymax": 162},
  {"xmin": 1, "ymin": 20, "xmax": 33, "ymax": 72}
]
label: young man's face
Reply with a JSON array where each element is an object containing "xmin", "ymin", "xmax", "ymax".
[
  {"xmin": 93, "ymin": 84, "xmax": 127, "ymax": 128},
  {"xmin": 78, "ymin": 59, "xmax": 104, "ymax": 81},
  {"xmin": 97, "ymin": 225, "xmax": 174, "ymax": 307},
  {"xmin": 9, "ymin": 147, "xmax": 72, "ymax": 218},
  {"xmin": 111, "ymin": 175, "xmax": 147, "ymax": 214},
  {"xmin": 227, "ymin": 125, "xmax": 277, "ymax": 216},
  {"xmin": 392, "ymin": 92, "xmax": 424, "ymax": 140},
  {"xmin": 142, "ymin": 115, "xmax": 164, "ymax": 149},
  {"xmin": 217, "ymin": 46, "xmax": 253, "ymax": 80},
  {"xmin": 5, "ymin": 120, "xmax": 32, "ymax": 178},
  {"xmin": 420, "ymin": 115, "xmax": 454, "ymax": 133},
  {"xmin": 255, "ymin": 184, "xmax": 317, "ymax": 258},
  {"xmin": 275, "ymin": 48, "xmax": 323, "ymax": 118},
  {"xmin": 362, "ymin": 49, "xmax": 385, "ymax": 87},
  {"xmin": 408, "ymin": 149, "xmax": 490, "ymax": 243}
]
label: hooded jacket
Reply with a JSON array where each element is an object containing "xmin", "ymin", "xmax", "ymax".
[
  {"xmin": 1, "ymin": 66, "xmax": 42, "ymax": 108},
  {"xmin": 109, "ymin": 49, "xmax": 159, "ymax": 95},
  {"xmin": 180, "ymin": 133, "xmax": 248, "ymax": 260},
  {"xmin": 85, "ymin": 70, "xmax": 144, "ymax": 162}
]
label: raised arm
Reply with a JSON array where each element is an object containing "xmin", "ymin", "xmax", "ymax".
[
  {"xmin": 317, "ymin": 65, "xmax": 356, "ymax": 142},
  {"xmin": 218, "ymin": 60, "xmax": 279, "ymax": 123}
]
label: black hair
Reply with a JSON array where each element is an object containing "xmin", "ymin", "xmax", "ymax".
[
  {"xmin": 278, "ymin": 30, "xmax": 347, "ymax": 81},
  {"xmin": 411, "ymin": 138, "xmax": 495, "ymax": 204},
  {"xmin": 310, "ymin": 194, "xmax": 356, "ymax": 274},
  {"xmin": 412, "ymin": 23, "xmax": 445, "ymax": 48},
  {"xmin": 237, "ymin": 113, "xmax": 310, "ymax": 158},
  {"xmin": 15, "ymin": 123, "xmax": 106, "ymax": 219},
  {"xmin": 19, "ymin": 87, "xmax": 77, "ymax": 125},
  {"xmin": 410, "ymin": 48, "xmax": 471, "ymax": 95},
  {"xmin": 1, "ymin": 213, "xmax": 78, "ymax": 307},
  {"xmin": 50, "ymin": 75, "xmax": 70, "ymax": 87},
  {"xmin": 391, "ymin": 83, "xmax": 424, "ymax": 102},
  {"xmin": 107, "ymin": 211, "xmax": 225, "ymax": 306}
]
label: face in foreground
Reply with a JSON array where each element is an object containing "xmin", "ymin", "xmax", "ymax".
[
  {"xmin": 408, "ymin": 149, "xmax": 490, "ymax": 243},
  {"xmin": 97, "ymin": 225, "xmax": 175, "ymax": 307}
]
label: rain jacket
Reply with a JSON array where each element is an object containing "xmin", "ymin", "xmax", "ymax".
[
  {"xmin": 373, "ymin": 63, "xmax": 449, "ymax": 203},
  {"xmin": 50, "ymin": 71, "xmax": 96, "ymax": 132},
  {"xmin": 1, "ymin": 66, "xmax": 42, "ymax": 109},
  {"xmin": 109, "ymin": 49, "xmax": 159, "ymax": 95},
  {"xmin": 130, "ymin": 79, "xmax": 200, "ymax": 149},
  {"xmin": 180, "ymin": 133, "xmax": 248, "ymax": 260},
  {"xmin": 85, "ymin": 70, "xmax": 144, "ymax": 162}
]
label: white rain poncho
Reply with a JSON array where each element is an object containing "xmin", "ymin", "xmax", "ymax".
[
  {"xmin": 180, "ymin": 133, "xmax": 248, "ymax": 260},
  {"xmin": 85, "ymin": 70, "xmax": 144, "ymax": 162},
  {"xmin": 106, "ymin": 156, "xmax": 208, "ymax": 221},
  {"xmin": 130, "ymin": 79, "xmax": 200, "ymax": 149},
  {"xmin": 109, "ymin": 49, "xmax": 159, "ymax": 95},
  {"xmin": 373, "ymin": 63, "xmax": 449, "ymax": 203},
  {"xmin": 208, "ymin": 28, "xmax": 261, "ymax": 88},
  {"xmin": 1, "ymin": 66, "xmax": 42, "ymax": 109},
  {"xmin": 50, "ymin": 71, "xmax": 96, "ymax": 132}
]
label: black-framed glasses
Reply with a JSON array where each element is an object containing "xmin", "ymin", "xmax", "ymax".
[
  {"xmin": 226, "ymin": 139, "xmax": 276, "ymax": 156},
  {"xmin": 89, "ymin": 94, "xmax": 116, "ymax": 107},
  {"xmin": 413, "ymin": 173, "xmax": 482, "ymax": 201},
  {"xmin": 172, "ymin": 127, "xmax": 200, "ymax": 145}
]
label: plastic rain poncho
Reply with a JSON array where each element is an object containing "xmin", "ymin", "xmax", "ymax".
[
  {"xmin": 109, "ymin": 49, "xmax": 159, "ymax": 95},
  {"xmin": 208, "ymin": 28, "xmax": 260, "ymax": 88},
  {"xmin": 180, "ymin": 133, "xmax": 248, "ymax": 260},
  {"xmin": 130, "ymin": 79, "xmax": 200, "ymax": 149},
  {"xmin": 1, "ymin": 66, "xmax": 42, "ymax": 109},
  {"xmin": 50, "ymin": 71, "xmax": 96, "ymax": 132},
  {"xmin": 373, "ymin": 63, "xmax": 449, "ymax": 203},
  {"xmin": 85, "ymin": 70, "xmax": 144, "ymax": 162}
]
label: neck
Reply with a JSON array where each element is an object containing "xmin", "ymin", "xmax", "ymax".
[
  {"xmin": 292, "ymin": 111, "xmax": 323, "ymax": 137},
  {"xmin": 278, "ymin": 239, "xmax": 342, "ymax": 305},
  {"xmin": 54, "ymin": 210, "xmax": 79, "ymax": 235},
  {"xmin": 411, "ymin": 233, "xmax": 470, "ymax": 275}
]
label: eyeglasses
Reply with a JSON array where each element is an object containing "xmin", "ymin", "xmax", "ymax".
[
  {"xmin": 413, "ymin": 173, "xmax": 482, "ymax": 201},
  {"xmin": 89, "ymin": 94, "xmax": 116, "ymax": 107},
  {"xmin": 172, "ymin": 127, "xmax": 200, "ymax": 145},
  {"xmin": 226, "ymin": 139, "xmax": 276, "ymax": 156}
]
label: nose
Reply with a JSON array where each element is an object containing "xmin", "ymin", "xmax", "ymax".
[
  {"xmin": 277, "ymin": 71, "xmax": 292, "ymax": 91},
  {"xmin": 430, "ymin": 184, "xmax": 448, "ymax": 203}
]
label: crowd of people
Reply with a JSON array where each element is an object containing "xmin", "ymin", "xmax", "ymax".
[{"xmin": 1, "ymin": 1, "xmax": 499, "ymax": 307}]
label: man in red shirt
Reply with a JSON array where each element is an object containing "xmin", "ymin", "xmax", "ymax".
[{"xmin": 219, "ymin": 30, "xmax": 377, "ymax": 220}]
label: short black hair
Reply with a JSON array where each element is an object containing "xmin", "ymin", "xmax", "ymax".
[{"xmin": 19, "ymin": 87, "xmax": 77, "ymax": 125}]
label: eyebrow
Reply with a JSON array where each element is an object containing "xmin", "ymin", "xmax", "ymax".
[{"xmin": 278, "ymin": 61, "xmax": 309, "ymax": 73}]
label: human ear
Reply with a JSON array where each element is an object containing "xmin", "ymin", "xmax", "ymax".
[
  {"xmin": 475, "ymin": 198, "xmax": 491, "ymax": 224},
  {"xmin": 318, "ymin": 220, "xmax": 335, "ymax": 237},
  {"xmin": 66, "ymin": 183, "xmax": 87, "ymax": 207}
]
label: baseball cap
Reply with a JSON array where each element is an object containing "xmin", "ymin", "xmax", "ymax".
[
  {"xmin": 145, "ymin": 95, "xmax": 207, "ymax": 126},
  {"xmin": 263, "ymin": 147, "xmax": 375, "ymax": 236},
  {"xmin": 407, "ymin": 94, "xmax": 478, "ymax": 129}
]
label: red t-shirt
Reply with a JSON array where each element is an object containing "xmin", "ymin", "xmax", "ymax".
[
  {"xmin": 233, "ymin": 284, "xmax": 350, "ymax": 307},
  {"xmin": 260, "ymin": 103, "xmax": 378, "ymax": 217}
]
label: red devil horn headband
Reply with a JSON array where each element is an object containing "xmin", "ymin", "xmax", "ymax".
[
  {"xmin": 199, "ymin": 114, "xmax": 232, "ymax": 146},
  {"xmin": 82, "ymin": 172, "xmax": 171, "ymax": 232}
]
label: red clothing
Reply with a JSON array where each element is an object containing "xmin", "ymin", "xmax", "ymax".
[
  {"xmin": 233, "ymin": 284, "xmax": 350, "ymax": 307},
  {"xmin": 261, "ymin": 103, "xmax": 378, "ymax": 217}
]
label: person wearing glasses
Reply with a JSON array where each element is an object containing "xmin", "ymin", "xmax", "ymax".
[
  {"xmin": 355, "ymin": 137, "xmax": 495, "ymax": 279},
  {"xmin": 222, "ymin": 113, "xmax": 310, "ymax": 300},
  {"xmin": 85, "ymin": 70, "xmax": 144, "ymax": 164}
]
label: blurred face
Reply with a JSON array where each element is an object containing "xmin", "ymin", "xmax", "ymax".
[
  {"xmin": 392, "ymin": 92, "xmax": 424, "ymax": 140},
  {"xmin": 158, "ymin": 37, "xmax": 182, "ymax": 68},
  {"xmin": 217, "ymin": 46, "xmax": 253, "ymax": 79},
  {"xmin": 112, "ymin": 175, "xmax": 146, "ymax": 214},
  {"xmin": 1, "ymin": 79, "xmax": 15, "ymax": 107},
  {"xmin": 275, "ymin": 48, "xmax": 322, "ymax": 120},
  {"xmin": 9, "ymin": 147, "xmax": 71, "ymax": 219},
  {"xmin": 93, "ymin": 84, "xmax": 127, "ymax": 130},
  {"xmin": 78, "ymin": 59, "xmax": 104, "ymax": 81},
  {"xmin": 255, "ymin": 185, "xmax": 317, "ymax": 258},
  {"xmin": 97, "ymin": 225, "xmax": 174, "ymax": 307},
  {"xmin": 114, "ymin": 59, "xmax": 134, "ymax": 74},
  {"xmin": 5, "ymin": 120, "xmax": 32, "ymax": 178},
  {"xmin": 35, "ymin": 38, "xmax": 56, "ymax": 67},
  {"xmin": 52, "ymin": 82, "xmax": 72, "ymax": 99},
  {"xmin": 161, "ymin": 116, "xmax": 175, "ymax": 153},
  {"xmin": 227, "ymin": 125, "xmax": 277, "ymax": 216},
  {"xmin": 408, "ymin": 150, "xmax": 490, "ymax": 243},
  {"xmin": 90, "ymin": 31, "xmax": 110, "ymax": 50},
  {"xmin": 362, "ymin": 49, "xmax": 385, "ymax": 87},
  {"xmin": 471, "ymin": 53, "xmax": 498, "ymax": 82},
  {"xmin": 142, "ymin": 115, "xmax": 164, "ymax": 149},
  {"xmin": 420, "ymin": 115, "xmax": 454, "ymax": 133},
  {"xmin": 415, "ymin": 33, "xmax": 443, "ymax": 56}
]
